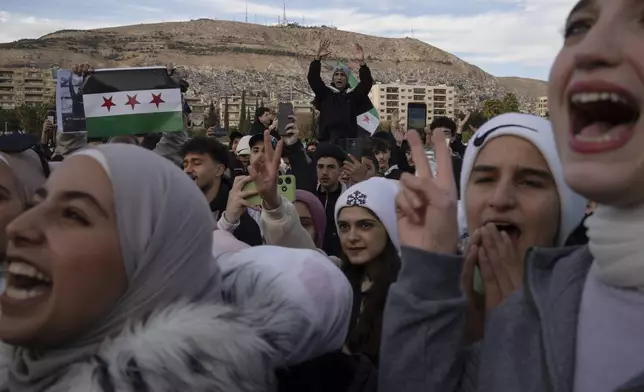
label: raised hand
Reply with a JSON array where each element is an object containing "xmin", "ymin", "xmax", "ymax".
[
  {"xmin": 457, "ymin": 111, "xmax": 471, "ymax": 134},
  {"xmin": 248, "ymin": 130, "xmax": 284, "ymax": 210},
  {"xmin": 355, "ymin": 43, "xmax": 365, "ymax": 62},
  {"xmin": 476, "ymin": 223, "xmax": 523, "ymax": 310},
  {"xmin": 343, "ymin": 154, "xmax": 367, "ymax": 184},
  {"xmin": 395, "ymin": 129, "xmax": 458, "ymax": 254},
  {"xmin": 224, "ymin": 176, "xmax": 257, "ymax": 224},
  {"xmin": 72, "ymin": 63, "xmax": 93, "ymax": 77},
  {"xmin": 316, "ymin": 39, "xmax": 332, "ymax": 60},
  {"xmin": 283, "ymin": 115, "xmax": 299, "ymax": 146}
]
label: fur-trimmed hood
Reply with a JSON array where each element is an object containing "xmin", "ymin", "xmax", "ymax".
[{"xmin": 0, "ymin": 300, "xmax": 294, "ymax": 392}]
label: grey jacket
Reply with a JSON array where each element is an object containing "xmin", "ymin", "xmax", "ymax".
[{"xmin": 379, "ymin": 245, "xmax": 644, "ymax": 392}]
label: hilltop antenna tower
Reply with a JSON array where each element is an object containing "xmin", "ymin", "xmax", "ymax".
[
  {"xmin": 283, "ymin": 0, "xmax": 287, "ymax": 25},
  {"xmin": 245, "ymin": 1, "xmax": 248, "ymax": 23}
]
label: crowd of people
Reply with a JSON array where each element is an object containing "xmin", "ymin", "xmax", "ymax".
[{"xmin": 0, "ymin": 0, "xmax": 641, "ymax": 390}]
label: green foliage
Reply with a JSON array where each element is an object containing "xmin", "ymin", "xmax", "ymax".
[
  {"xmin": 204, "ymin": 100, "xmax": 219, "ymax": 129},
  {"xmin": 0, "ymin": 108, "xmax": 20, "ymax": 133},
  {"xmin": 482, "ymin": 93, "xmax": 520, "ymax": 120},
  {"xmin": 2, "ymin": 103, "xmax": 49, "ymax": 135},
  {"xmin": 238, "ymin": 91, "xmax": 248, "ymax": 132},
  {"xmin": 223, "ymin": 96, "xmax": 230, "ymax": 130},
  {"xmin": 502, "ymin": 93, "xmax": 520, "ymax": 113}
]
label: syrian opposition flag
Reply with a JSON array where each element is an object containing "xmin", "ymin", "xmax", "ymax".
[
  {"xmin": 83, "ymin": 67, "xmax": 183, "ymax": 137},
  {"xmin": 339, "ymin": 61, "xmax": 380, "ymax": 135}
]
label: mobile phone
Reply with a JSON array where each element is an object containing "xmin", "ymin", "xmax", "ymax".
[
  {"xmin": 278, "ymin": 102, "xmax": 294, "ymax": 136},
  {"xmin": 46, "ymin": 110, "xmax": 56, "ymax": 124},
  {"xmin": 242, "ymin": 175, "xmax": 297, "ymax": 207},
  {"xmin": 345, "ymin": 138, "xmax": 363, "ymax": 159}
]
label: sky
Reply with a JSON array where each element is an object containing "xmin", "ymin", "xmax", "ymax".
[{"xmin": 0, "ymin": 0, "xmax": 578, "ymax": 80}]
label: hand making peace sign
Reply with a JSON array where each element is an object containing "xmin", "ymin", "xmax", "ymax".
[
  {"xmin": 248, "ymin": 130, "xmax": 284, "ymax": 211},
  {"xmin": 396, "ymin": 128, "xmax": 459, "ymax": 254}
]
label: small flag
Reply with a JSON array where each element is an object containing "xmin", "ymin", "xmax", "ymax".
[
  {"xmin": 82, "ymin": 67, "xmax": 183, "ymax": 137},
  {"xmin": 340, "ymin": 62, "xmax": 380, "ymax": 135}
]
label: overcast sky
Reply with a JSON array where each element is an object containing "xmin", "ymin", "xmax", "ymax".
[{"xmin": 1, "ymin": 0, "xmax": 578, "ymax": 80}]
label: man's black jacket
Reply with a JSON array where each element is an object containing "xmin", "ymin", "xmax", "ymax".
[{"xmin": 307, "ymin": 60, "xmax": 374, "ymax": 145}]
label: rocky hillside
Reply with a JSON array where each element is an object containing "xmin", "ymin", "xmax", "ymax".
[{"xmin": 0, "ymin": 19, "xmax": 547, "ymax": 109}]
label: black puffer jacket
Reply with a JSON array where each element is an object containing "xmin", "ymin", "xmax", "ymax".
[{"xmin": 308, "ymin": 60, "xmax": 374, "ymax": 145}]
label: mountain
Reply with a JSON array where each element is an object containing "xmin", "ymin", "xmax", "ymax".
[{"xmin": 0, "ymin": 19, "xmax": 546, "ymax": 109}]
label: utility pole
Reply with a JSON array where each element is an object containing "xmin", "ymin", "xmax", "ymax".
[
  {"xmin": 245, "ymin": 1, "xmax": 248, "ymax": 23},
  {"xmin": 283, "ymin": 0, "xmax": 286, "ymax": 25}
]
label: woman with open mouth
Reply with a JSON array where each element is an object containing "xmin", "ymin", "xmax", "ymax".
[
  {"xmin": 379, "ymin": 1, "xmax": 644, "ymax": 391},
  {"xmin": 0, "ymin": 149, "xmax": 47, "ymax": 292},
  {"xmin": 457, "ymin": 112, "xmax": 586, "ymax": 340},
  {"xmin": 0, "ymin": 144, "xmax": 295, "ymax": 391},
  {"xmin": 334, "ymin": 177, "xmax": 401, "ymax": 366}
]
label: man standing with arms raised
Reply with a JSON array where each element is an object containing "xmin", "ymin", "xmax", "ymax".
[{"xmin": 308, "ymin": 39, "xmax": 374, "ymax": 146}]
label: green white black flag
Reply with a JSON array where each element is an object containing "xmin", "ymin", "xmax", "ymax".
[{"xmin": 82, "ymin": 67, "xmax": 183, "ymax": 137}]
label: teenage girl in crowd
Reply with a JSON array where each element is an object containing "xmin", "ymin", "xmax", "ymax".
[
  {"xmin": 334, "ymin": 177, "xmax": 401, "ymax": 365},
  {"xmin": 379, "ymin": 1, "xmax": 644, "ymax": 391}
]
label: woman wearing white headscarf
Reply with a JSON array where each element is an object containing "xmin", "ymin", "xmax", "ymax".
[{"xmin": 0, "ymin": 144, "xmax": 292, "ymax": 391}]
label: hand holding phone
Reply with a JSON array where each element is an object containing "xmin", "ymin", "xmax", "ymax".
[{"xmin": 278, "ymin": 102, "xmax": 294, "ymax": 136}]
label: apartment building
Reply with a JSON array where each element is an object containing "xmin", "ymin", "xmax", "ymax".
[
  {"xmin": 536, "ymin": 96, "xmax": 548, "ymax": 117},
  {"xmin": 219, "ymin": 95, "xmax": 313, "ymax": 126},
  {"xmin": 0, "ymin": 68, "xmax": 56, "ymax": 110},
  {"xmin": 368, "ymin": 83, "xmax": 456, "ymax": 130},
  {"xmin": 184, "ymin": 96, "xmax": 207, "ymax": 127}
]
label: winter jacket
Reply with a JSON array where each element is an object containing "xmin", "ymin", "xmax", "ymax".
[
  {"xmin": 0, "ymin": 300, "xmax": 290, "ymax": 392},
  {"xmin": 379, "ymin": 245, "xmax": 644, "ymax": 392},
  {"xmin": 249, "ymin": 120, "xmax": 267, "ymax": 136},
  {"xmin": 260, "ymin": 196, "xmax": 342, "ymax": 267},
  {"xmin": 211, "ymin": 182, "xmax": 263, "ymax": 246},
  {"xmin": 307, "ymin": 60, "xmax": 374, "ymax": 144},
  {"xmin": 317, "ymin": 183, "xmax": 347, "ymax": 258},
  {"xmin": 282, "ymin": 140, "xmax": 317, "ymax": 193}
]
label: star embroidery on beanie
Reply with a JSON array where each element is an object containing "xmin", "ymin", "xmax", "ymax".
[{"xmin": 347, "ymin": 190, "xmax": 367, "ymax": 206}]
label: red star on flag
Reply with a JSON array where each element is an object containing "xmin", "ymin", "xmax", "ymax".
[
  {"xmin": 125, "ymin": 94, "xmax": 140, "ymax": 110},
  {"xmin": 150, "ymin": 92, "xmax": 165, "ymax": 108},
  {"xmin": 101, "ymin": 96, "xmax": 116, "ymax": 112},
  {"xmin": 362, "ymin": 115, "xmax": 370, "ymax": 123}
]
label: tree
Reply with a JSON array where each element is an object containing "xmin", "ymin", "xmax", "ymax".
[
  {"xmin": 502, "ymin": 93, "xmax": 520, "ymax": 113},
  {"xmin": 0, "ymin": 108, "xmax": 20, "ymax": 133},
  {"xmin": 246, "ymin": 107, "xmax": 251, "ymax": 129},
  {"xmin": 482, "ymin": 99, "xmax": 504, "ymax": 120},
  {"xmin": 238, "ymin": 91, "xmax": 247, "ymax": 132},
  {"xmin": 482, "ymin": 93, "xmax": 520, "ymax": 120},
  {"xmin": 376, "ymin": 120, "xmax": 392, "ymax": 132},
  {"xmin": 14, "ymin": 103, "xmax": 48, "ymax": 135},
  {"xmin": 223, "ymin": 96, "xmax": 230, "ymax": 130},
  {"xmin": 204, "ymin": 100, "xmax": 219, "ymax": 129}
]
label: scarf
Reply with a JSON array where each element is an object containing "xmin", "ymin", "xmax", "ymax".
[
  {"xmin": 586, "ymin": 204, "xmax": 644, "ymax": 290},
  {"xmin": 9, "ymin": 145, "xmax": 221, "ymax": 391}
]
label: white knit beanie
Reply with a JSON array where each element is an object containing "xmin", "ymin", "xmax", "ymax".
[
  {"xmin": 334, "ymin": 177, "xmax": 401, "ymax": 253},
  {"xmin": 460, "ymin": 113, "xmax": 586, "ymax": 246}
]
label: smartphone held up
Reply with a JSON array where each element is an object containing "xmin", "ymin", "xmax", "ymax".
[{"xmin": 277, "ymin": 102, "xmax": 294, "ymax": 136}]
